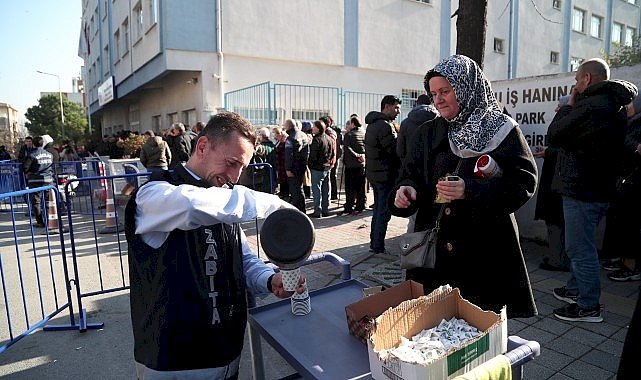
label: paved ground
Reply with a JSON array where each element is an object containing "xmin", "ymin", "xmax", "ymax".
[{"xmin": 0, "ymin": 190, "xmax": 638, "ymax": 379}]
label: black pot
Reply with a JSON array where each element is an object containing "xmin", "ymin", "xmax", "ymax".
[{"xmin": 259, "ymin": 208, "xmax": 315, "ymax": 270}]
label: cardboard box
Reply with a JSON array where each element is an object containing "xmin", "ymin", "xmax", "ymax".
[
  {"xmin": 345, "ymin": 280, "xmax": 424, "ymax": 344},
  {"xmin": 368, "ymin": 286, "xmax": 507, "ymax": 380}
]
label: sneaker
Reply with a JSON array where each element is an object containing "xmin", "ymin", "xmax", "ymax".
[
  {"xmin": 602, "ymin": 258, "xmax": 622, "ymax": 271},
  {"xmin": 608, "ymin": 268, "xmax": 641, "ymax": 282},
  {"xmin": 554, "ymin": 303, "xmax": 603, "ymax": 323},
  {"xmin": 553, "ymin": 287, "xmax": 578, "ymax": 304},
  {"xmin": 309, "ymin": 213, "xmax": 322, "ymax": 218}
]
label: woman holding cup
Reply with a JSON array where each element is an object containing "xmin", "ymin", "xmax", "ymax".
[{"xmin": 390, "ymin": 55, "xmax": 538, "ymax": 318}]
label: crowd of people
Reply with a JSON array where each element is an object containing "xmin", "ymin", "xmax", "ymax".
[{"xmin": 4, "ymin": 53, "xmax": 640, "ymax": 378}]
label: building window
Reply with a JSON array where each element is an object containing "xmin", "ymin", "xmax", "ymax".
[
  {"xmin": 493, "ymin": 38, "xmax": 505, "ymax": 53},
  {"xmin": 146, "ymin": 0, "xmax": 157, "ymax": 29},
  {"xmin": 550, "ymin": 51, "xmax": 559, "ymax": 64},
  {"xmin": 553, "ymin": 0, "xmax": 562, "ymax": 9},
  {"xmin": 152, "ymin": 115, "xmax": 161, "ymax": 133},
  {"xmin": 133, "ymin": 1, "xmax": 143, "ymax": 41},
  {"xmin": 122, "ymin": 18, "xmax": 129, "ymax": 55},
  {"xmin": 167, "ymin": 113, "xmax": 178, "ymax": 127},
  {"xmin": 612, "ymin": 22, "xmax": 623, "ymax": 44},
  {"xmin": 114, "ymin": 30, "xmax": 120, "ymax": 59},
  {"xmin": 590, "ymin": 15, "xmax": 603, "ymax": 39},
  {"xmin": 570, "ymin": 57, "xmax": 583, "ymax": 71},
  {"xmin": 625, "ymin": 27, "xmax": 636, "ymax": 46},
  {"xmin": 572, "ymin": 8, "xmax": 585, "ymax": 33},
  {"xmin": 129, "ymin": 104, "xmax": 140, "ymax": 132},
  {"xmin": 103, "ymin": 44, "xmax": 109, "ymax": 78}
]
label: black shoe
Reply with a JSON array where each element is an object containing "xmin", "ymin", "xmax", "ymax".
[
  {"xmin": 554, "ymin": 303, "xmax": 603, "ymax": 323},
  {"xmin": 553, "ymin": 287, "xmax": 578, "ymax": 304},
  {"xmin": 539, "ymin": 257, "xmax": 570, "ymax": 272},
  {"xmin": 321, "ymin": 212, "xmax": 331, "ymax": 217},
  {"xmin": 602, "ymin": 258, "xmax": 622, "ymax": 271},
  {"xmin": 608, "ymin": 268, "xmax": 641, "ymax": 282},
  {"xmin": 309, "ymin": 213, "xmax": 321, "ymax": 218},
  {"xmin": 31, "ymin": 222, "xmax": 45, "ymax": 228}
]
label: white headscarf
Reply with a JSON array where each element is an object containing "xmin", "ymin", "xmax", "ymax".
[{"xmin": 424, "ymin": 55, "xmax": 516, "ymax": 158}]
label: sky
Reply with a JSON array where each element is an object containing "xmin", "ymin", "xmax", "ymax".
[{"xmin": 0, "ymin": 1, "xmax": 84, "ymax": 122}]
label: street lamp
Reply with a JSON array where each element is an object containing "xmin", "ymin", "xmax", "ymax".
[{"xmin": 36, "ymin": 70, "xmax": 65, "ymax": 139}]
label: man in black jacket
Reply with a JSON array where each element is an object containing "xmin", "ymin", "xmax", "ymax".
[
  {"xmin": 22, "ymin": 136, "xmax": 54, "ymax": 227},
  {"xmin": 549, "ymin": 58, "xmax": 637, "ymax": 323},
  {"xmin": 397, "ymin": 94, "xmax": 438, "ymax": 233},
  {"xmin": 364, "ymin": 95, "xmax": 401, "ymax": 254}
]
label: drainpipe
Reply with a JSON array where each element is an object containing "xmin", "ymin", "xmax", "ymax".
[{"xmin": 216, "ymin": 0, "xmax": 224, "ymax": 111}]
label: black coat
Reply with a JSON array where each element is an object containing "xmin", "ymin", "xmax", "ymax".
[
  {"xmin": 389, "ymin": 117, "xmax": 538, "ymax": 318},
  {"xmin": 549, "ymin": 80, "xmax": 637, "ymax": 202},
  {"xmin": 364, "ymin": 111, "xmax": 400, "ymax": 184}
]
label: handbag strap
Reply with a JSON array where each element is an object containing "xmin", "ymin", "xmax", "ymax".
[{"xmin": 433, "ymin": 158, "xmax": 464, "ymax": 228}]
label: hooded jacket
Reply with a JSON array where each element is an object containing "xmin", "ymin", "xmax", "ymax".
[
  {"xmin": 140, "ymin": 136, "xmax": 171, "ymax": 169},
  {"xmin": 364, "ymin": 111, "xmax": 400, "ymax": 184},
  {"xmin": 397, "ymin": 104, "xmax": 438, "ymax": 161},
  {"xmin": 549, "ymin": 79, "xmax": 638, "ymax": 202}
]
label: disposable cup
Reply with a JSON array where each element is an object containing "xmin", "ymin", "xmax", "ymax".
[{"xmin": 281, "ymin": 268, "xmax": 301, "ymax": 292}]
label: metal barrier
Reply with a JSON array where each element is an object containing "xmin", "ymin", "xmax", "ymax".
[
  {"xmin": 0, "ymin": 171, "xmax": 150, "ymax": 353},
  {"xmin": 0, "ymin": 162, "xmax": 27, "ymax": 213},
  {"xmin": 0, "ymin": 168, "xmax": 328, "ymax": 355},
  {"xmin": 0, "ymin": 185, "xmax": 77, "ymax": 353},
  {"xmin": 225, "ymin": 82, "xmax": 408, "ymax": 128}
]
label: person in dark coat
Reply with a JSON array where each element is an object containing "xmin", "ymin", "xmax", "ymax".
[
  {"xmin": 390, "ymin": 55, "xmax": 538, "ymax": 318},
  {"xmin": 340, "ymin": 115, "xmax": 366, "ymax": 215},
  {"xmin": 364, "ymin": 95, "xmax": 402, "ymax": 254},
  {"xmin": 397, "ymin": 94, "xmax": 438, "ymax": 161},
  {"xmin": 548, "ymin": 58, "xmax": 637, "ymax": 323},
  {"xmin": 534, "ymin": 95, "xmax": 570, "ymax": 272},
  {"xmin": 397, "ymin": 94, "xmax": 438, "ymax": 232}
]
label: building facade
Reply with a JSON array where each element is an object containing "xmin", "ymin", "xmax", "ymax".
[
  {"xmin": 0, "ymin": 103, "xmax": 22, "ymax": 156},
  {"xmin": 80, "ymin": 0, "xmax": 641, "ymax": 136}
]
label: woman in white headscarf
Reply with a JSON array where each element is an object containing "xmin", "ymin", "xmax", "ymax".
[{"xmin": 391, "ymin": 55, "xmax": 538, "ymax": 318}]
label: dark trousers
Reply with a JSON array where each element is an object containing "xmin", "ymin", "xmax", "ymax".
[
  {"xmin": 287, "ymin": 174, "xmax": 305, "ymax": 212},
  {"xmin": 602, "ymin": 184, "xmax": 641, "ymax": 267},
  {"xmin": 370, "ymin": 182, "xmax": 393, "ymax": 252},
  {"xmin": 343, "ymin": 167, "xmax": 366, "ymax": 213},
  {"xmin": 330, "ymin": 164, "xmax": 338, "ymax": 199},
  {"xmin": 29, "ymin": 190, "xmax": 45, "ymax": 225}
]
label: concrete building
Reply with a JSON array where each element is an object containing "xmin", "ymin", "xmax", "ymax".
[
  {"xmin": 79, "ymin": 0, "xmax": 641, "ymax": 136},
  {"xmin": 0, "ymin": 103, "xmax": 22, "ymax": 155}
]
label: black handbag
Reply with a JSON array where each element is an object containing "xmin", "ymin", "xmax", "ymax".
[
  {"xmin": 399, "ymin": 206, "xmax": 444, "ymax": 270},
  {"xmin": 398, "ymin": 159, "xmax": 462, "ymax": 270}
]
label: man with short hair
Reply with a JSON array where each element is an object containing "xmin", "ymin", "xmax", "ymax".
[
  {"xmin": 22, "ymin": 136, "xmax": 54, "ymax": 227},
  {"xmin": 364, "ymin": 95, "xmax": 402, "ymax": 254},
  {"xmin": 168, "ymin": 122, "xmax": 193, "ymax": 168},
  {"xmin": 549, "ymin": 58, "xmax": 637, "ymax": 323},
  {"xmin": 17, "ymin": 136, "xmax": 34, "ymax": 163},
  {"xmin": 125, "ymin": 112, "xmax": 302, "ymax": 379}
]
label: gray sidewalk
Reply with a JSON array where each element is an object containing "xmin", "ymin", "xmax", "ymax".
[{"xmin": 0, "ymin": 192, "xmax": 638, "ymax": 379}]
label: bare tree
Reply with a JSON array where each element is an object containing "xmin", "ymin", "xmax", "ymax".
[{"xmin": 455, "ymin": 0, "xmax": 488, "ymax": 69}]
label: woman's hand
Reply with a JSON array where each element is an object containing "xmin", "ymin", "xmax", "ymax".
[
  {"xmin": 436, "ymin": 177, "xmax": 466, "ymax": 202},
  {"xmin": 394, "ymin": 186, "xmax": 417, "ymax": 208}
]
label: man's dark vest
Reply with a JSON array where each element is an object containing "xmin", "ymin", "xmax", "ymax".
[
  {"xmin": 27, "ymin": 147, "xmax": 54, "ymax": 185},
  {"xmin": 124, "ymin": 165, "xmax": 247, "ymax": 371}
]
